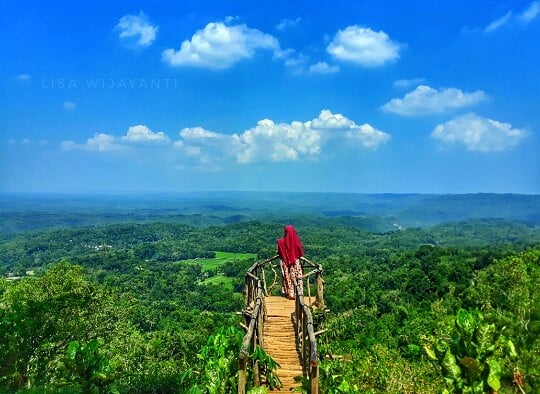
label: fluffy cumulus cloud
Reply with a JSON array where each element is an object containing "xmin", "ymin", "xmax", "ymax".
[
  {"xmin": 431, "ymin": 113, "xmax": 527, "ymax": 152},
  {"xmin": 232, "ymin": 119, "xmax": 321, "ymax": 163},
  {"xmin": 174, "ymin": 110, "xmax": 388, "ymax": 165},
  {"xmin": 60, "ymin": 111, "xmax": 389, "ymax": 166},
  {"xmin": 61, "ymin": 133, "xmax": 124, "ymax": 152},
  {"xmin": 311, "ymin": 109, "xmax": 355, "ymax": 130},
  {"xmin": 180, "ymin": 127, "xmax": 221, "ymax": 139},
  {"xmin": 174, "ymin": 127, "xmax": 231, "ymax": 167},
  {"xmin": 382, "ymin": 85, "xmax": 487, "ymax": 116},
  {"xmin": 327, "ymin": 26, "xmax": 402, "ymax": 67},
  {"xmin": 122, "ymin": 125, "xmax": 169, "ymax": 143},
  {"xmin": 310, "ymin": 110, "xmax": 390, "ymax": 149},
  {"xmin": 346, "ymin": 124, "xmax": 391, "ymax": 149},
  {"xmin": 61, "ymin": 125, "xmax": 169, "ymax": 151},
  {"xmin": 162, "ymin": 22, "xmax": 278, "ymax": 69},
  {"xmin": 116, "ymin": 12, "xmax": 158, "ymax": 47}
]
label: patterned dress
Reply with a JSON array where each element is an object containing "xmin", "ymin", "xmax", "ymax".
[{"xmin": 280, "ymin": 258, "xmax": 303, "ymax": 299}]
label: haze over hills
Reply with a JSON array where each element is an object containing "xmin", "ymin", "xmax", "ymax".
[{"xmin": 1, "ymin": 192, "xmax": 538, "ymax": 234}]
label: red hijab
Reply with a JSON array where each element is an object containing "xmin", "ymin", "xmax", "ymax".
[{"xmin": 277, "ymin": 225, "xmax": 304, "ymax": 266}]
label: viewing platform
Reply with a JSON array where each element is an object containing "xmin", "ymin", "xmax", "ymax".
[{"xmin": 238, "ymin": 255, "xmax": 324, "ymax": 393}]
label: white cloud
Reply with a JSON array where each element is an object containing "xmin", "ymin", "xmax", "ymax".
[
  {"xmin": 308, "ymin": 62, "xmax": 340, "ymax": 74},
  {"xmin": 310, "ymin": 109, "xmax": 355, "ymax": 130},
  {"xmin": 520, "ymin": 1, "xmax": 540, "ymax": 22},
  {"xmin": 224, "ymin": 16, "xmax": 239, "ymax": 23},
  {"xmin": 16, "ymin": 74, "xmax": 31, "ymax": 81},
  {"xmin": 9, "ymin": 138, "xmax": 48, "ymax": 146},
  {"xmin": 175, "ymin": 127, "xmax": 233, "ymax": 167},
  {"xmin": 431, "ymin": 113, "xmax": 527, "ymax": 152},
  {"xmin": 61, "ymin": 125, "xmax": 169, "ymax": 151},
  {"xmin": 393, "ymin": 77, "xmax": 426, "ymax": 88},
  {"xmin": 273, "ymin": 48, "xmax": 295, "ymax": 60},
  {"xmin": 327, "ymin": 26, "xmax": 402, "ymax": 67},
  {"xmin": 485, "ymin": 11, "xmax": 513, "ymax": 33},
  {"xmin": 310, "ymin": 109, "xmax": 390, "ymax": 149},
  {"xmin": 276, "ymin": 18, "xmax": 301, "ymax": 31},
  {"xmin": 60, "ymin": 111, "xmax": 389, "ymax": 166},
  {"xmin": 180, "ymin": 126, "xmax": 221, "ymax": 139},
  {"xmin": 177, "ymin": 110, "xmax": 389, "ymax": 165},
  {"xmin": 484, "ymin": 2, "xmax": 539, "ymax": 33},
  {"xmin": 62, "ymin": 133, "xmax": 124, "ymax": 152},
  {"xmin": 382, "ymin": 85, "xmax": 487, "ymax": 116},
  {"xmin": 274, "ymin": 48, "xmax": 309, "ymax": 74},
  {"xmin": 347, "ymin": 124, "xmax": 391, "ymax": 149},
  {"xmin": 116, "ymin": 12, "xmax": 158, "ymax": 47},
  {"xmin": 274, "ymin": 50, "xmax": 339, "ymax": 75},
  {"xmin": 122, "ymin": 125, "xmax": 169, "ymax": 143},
  {"xmin": 232, "ymin": 119, "xmax": 321, "ymax": 163},
  {"xmin": 63, "ymin": 101, "xmax": 76, "ymax": 110},
  {"xmin": 162, "ymin": 22, "xmax": 278, "ymax": 69}
]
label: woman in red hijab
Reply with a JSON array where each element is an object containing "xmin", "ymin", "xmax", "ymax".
[{"xmin": 277, "ymin": 225, "xmax": 304, "ymax": 299}]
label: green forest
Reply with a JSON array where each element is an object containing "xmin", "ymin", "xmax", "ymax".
[{"xmin": 0, "ymin": 194, "xmax": 539, "ymax": 393}]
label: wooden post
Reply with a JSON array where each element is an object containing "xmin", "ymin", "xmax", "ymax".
[
  {"xmin": 238, "ymin": 354, "xmax": 247, "ymax": 394},
  {"xmin": 254, "ymin": 361, "xmax": 260, "ymax": 386},
  {"xmin": 316, "ymin": 273, "xmax": 324, "ymax": 309},
  {"xmin": 307, "ymin": 275, "xmax": 311, "ymax": 306},
  {"xmin": 244, "ymin": 274, "xmax": 249, "ymax": 309},
  {"xmin": 262, "ymin": 265, "xmax": 268, "ymax": 296},
  {"xmin": 303, "ymin": 312, "xmax": 308, "ymax": 373},
  {"xmin": 257, "ymin": 300, "xmax": 264, "ymax": 349},
  {"xmin": 310, "ymin": 362, "xmax": 319, "ymax": 394},
  {"xmin": 253, "ymin": 298, "xmax": 260, "ymax": 387}
]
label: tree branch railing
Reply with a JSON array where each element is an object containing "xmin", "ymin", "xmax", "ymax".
[
  {"xmin": 294, "ymin": 256, "xmax": 323, "ymax": 394},
  {"xmin": 238, "ymin": 255, "xmax": 324, "ymax": 394},
  {"xmin": 238, "ymin": 255, "xmax": 277, "ymax": 393}
]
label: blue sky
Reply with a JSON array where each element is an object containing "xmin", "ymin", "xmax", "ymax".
[{"xmin": 1, "ymin": 0, "xmax": 539, "ymax": 194}]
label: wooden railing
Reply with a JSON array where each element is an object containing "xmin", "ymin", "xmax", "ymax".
[
  {"xmin": 238, "ymin": 255, "xmax": 324, "ymax": 394},
  {"xmin": 294, "ymin": 257, "xmax": 323, "ymax": 394},
  {"xmin": 238, "ymin": 255, "xmax": 276, "ymax": 393}
]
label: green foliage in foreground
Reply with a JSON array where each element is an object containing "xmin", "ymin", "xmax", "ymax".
[
  {"xmin": 60, "ymin": 339, "xmax": 119, "ymax": 393},
  {"xmin": 0, "ymin": 263, "xmax": 240, "ymax": 393},
  {"xmin": 315, "ymin": 249, "xmax": 539, "ymax": 393},
  {"xmin": 424, "ymin": 309, "xmax": 517, "ymax": 393}
]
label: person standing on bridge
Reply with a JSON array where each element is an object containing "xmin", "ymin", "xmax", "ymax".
[{"xmin": 277, "ymin": 225, "xmax": 304, "ymax": 300}]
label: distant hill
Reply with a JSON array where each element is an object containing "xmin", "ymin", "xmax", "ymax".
[{"xmin": 0, "ymin": 192, "xmax": 538, "ymax": 233}]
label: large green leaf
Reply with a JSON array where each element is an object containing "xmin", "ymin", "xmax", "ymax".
[
  {"xmin": 475, "ymin": 323, "xmax": 496, "ymax": 357},
  {"xmin": 486, "ymin": 358, "xmax": 502, "ymax": 391},
  {"xmin": 471, "ymin": 380, "xmax": 484, "ymax": 393},
  {"xmin": 66, "ymin": 341, "xmax": 79, "ymax": 360},
  {"xmin": 442, "ymin": 349, "xmax": 461, "ymax": 381},
  {"xmin": 423, "ymin": 345, "xmax": 437, "ymax": 361},
  {"xmin": 456, "ymin": 309, "xmax": 476, "ymax": 339},
  {"xmin": 507, "ymin": 340, "xmax": 518, "ymax": 359}
]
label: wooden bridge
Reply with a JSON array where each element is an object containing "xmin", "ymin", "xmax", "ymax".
[{"xmin": 238, "ymin": 255, "xmax": 324, "ymax": 393}]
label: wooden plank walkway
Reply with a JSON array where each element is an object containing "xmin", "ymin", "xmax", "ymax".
[{"xmin": 264, "ymin": 296, "xmax": 303, "ymax": 392}]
